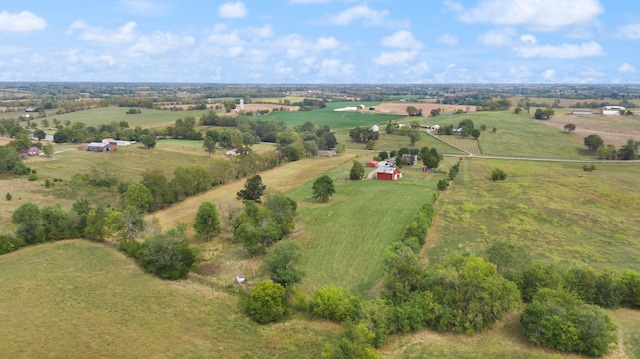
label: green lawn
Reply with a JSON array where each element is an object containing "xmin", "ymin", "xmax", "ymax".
[
  {"xmin": 287, "ymin": 159, "xmax": 441, "ymax": 297},
  {"xmin": 428, "ymin": 158, "xmax": 640, "ymax": 271},
  {"xmin": 0, "ymin": 240, "xmax": 341, "ymax": 359}
]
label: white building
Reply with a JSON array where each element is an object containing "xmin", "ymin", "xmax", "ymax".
[{"xmin": 599, "ymin": 106, "xmax": 625, "ymax": 116}]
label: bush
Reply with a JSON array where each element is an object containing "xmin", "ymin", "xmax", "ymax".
[
  {"xmin": 521, "ymin": 289, "xmax": 617, "ymax": 357},
  {"xmin": 118, "ymin": 239, "xmax": 142, "ymax": 258},
  {"xmin": 0, "ymin": 234, "xmax": 25, "ymax": 255},
  {"xmin": 309, "ymin": 285, "xmax": 361, "ymax": 322},
  {"xmin": 136, "ymin": 228, "xmax": 195, "ymax": 280},
  {"xmin": 248, "ymin": 280, "xmax": 287, "ymax": 324},
  {"xmin": 28, "ymin": 173, "xmax": 38, "ymax": 181},
  {"xmin": 491, "ymin": 168, "xmax": 507, "ymax": 181}
]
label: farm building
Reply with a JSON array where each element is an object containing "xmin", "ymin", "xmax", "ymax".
[
  {"xmin": 87, "ymin": 142, "xmax": 113, "ymax": 152},
  {"xmin": 371, "ymin": 125, "xmax": 379, "ymax": 132},
  {"xmin": 572, "ymin": 109, "xmax": 593, "ymax": 115},
  {"xmin": 430, "ymin": 125, "xmax": 440, "ymax": 130},
  {"xmin": 102, "ymin": 138, "xmax": 132, "ymax": 146},
  {"xmin": 225, "ymin": 148, "xmax": 239, "ymax": 156},
  {"xmin": 317, "ymin": 150, "xmax": 336, "ymax": 157},
  {"xmin": 366, "ymin": 160, "xmax": 378, "ymax": 167},
  {"xmin": 401, "ymin": 154, "xmax": 418, "ymax": 166},
  {"xmin": 27, "ymin": 146, "xmax": 40, "ymax": 156},
  {"xmin": 376, "ymin": 165, "xmax": 402, "ymax": 181},
  {"xmin": 599, "ymin": 106, "xmax": 625, "ymax": 116}
]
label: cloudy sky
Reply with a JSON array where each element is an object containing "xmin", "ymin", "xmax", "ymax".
[{"xmin": 1, "ymin": 0, "xmax": 639, "ymax": 83}]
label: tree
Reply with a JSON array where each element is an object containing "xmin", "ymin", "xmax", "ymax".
[
  {"xmin": 137, "ymin": 227, "xmax": 195, "ymax": 280},
  {"xmin": 5, "ymin": 192, "xmax": 12, "ymax": 201},
  {"xmin": 261, "ymin": 240, "xmax": 304, "ymax": 287},
  {"xmin": 471, "ymin": 129, "xmax": 481, "ymax": 140},
  {"xmin": 617, "ymin": 138, "xmax": 638, "ymax": 160},
  {"xmin": 430, "ymin": 108, "xmax": 440, "ymax": 117},
  {"xmin": 408, "ymin": 131, "xmax": 421, "ymax": 146},
  {"xmin": 124, "ymin": 183, "xmax": 153, "ymax": 214},
  {"xmin": 312, "ymin": 175, "xmax": 336, "ymax": 202},
  {"xmin": 406, "ymin": 106, "xmax": 423, "ymax": 116},
  {"xmin": 42, "ymin": 142, "xmax": 54, "ymax": 158},
  {"xmin": 33, "ymin": 129, "xmax": 46, "ymax": 140},
  {"xmin": 437, "ymin": 179, "xmax": 449, "ymax": 191},
  {"xmin": 248, "ymin": 280, "xmax": 287, "ymax": 324},
  {"xmin": 584, "ymin": 134, "xmax": 604, "ymax": 152},
  {"xmin": 193, "ymin": 201, "xmax": 220, "ymax": 241},
  {"xmin": 12, "ymin": 202, "xmax": 45, "ymax": 245},
  {"xmin": 237, "ymin": 175, "xmax": 267, "ymax": 203},
  {"xmin": 491, "ymin": 168, "xmax": 507, "ymax": 181},
  {"xmin": 564, "ymin": 123, "xmax": 576, "ymax": 133},
  {"xmin": 350, "ymin": 160, "xmax": 365, "ymax": 180},
  {"xmin": 141, "ymin": 169, "xmax": 174, "ymax": 211},
  {"xmin": 141, "ymin": 134, "xmax": 156, "ymax": 149},
  {"xmin": 0, "ymin": 146, "xmax": 29, "ymax": 175},
  {"xmin": 203, "ymin": 135, "xmax": 216, "ymax": 156},
  {"xmin": 534, "ymin": 108, "xmax": 554, "ymax": 120}
]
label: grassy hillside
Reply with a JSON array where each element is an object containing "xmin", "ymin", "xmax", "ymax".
[
  {"xmin": 45, "ymin": 107, "xmax": 211, "ymax": 129},
  {"xmin": 427, "ymin": 158, "xmax": 640, "ymax": 271},
  {"xmin": 0, "ymin": 240, "xmax": 341, "ymax": 359}
]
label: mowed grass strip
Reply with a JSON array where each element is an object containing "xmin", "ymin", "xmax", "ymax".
[
  {"xmin": 288, "ymin": 162, "xmax": 439, "ymax": 297},
  {"xmin": 0, "ymin": 240, "xmax": 340, "ymax": 359},
  {"xmin": 428, "ymin": 158, "xmax": 640, "ymax": 271}
]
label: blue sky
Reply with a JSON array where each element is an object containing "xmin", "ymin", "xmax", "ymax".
[{"xmin": 1, "ymin": 0, "xmax": 640, "ymax": 83}]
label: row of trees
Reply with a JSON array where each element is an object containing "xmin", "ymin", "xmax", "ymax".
[{"xmin": 584, "ymin": 134, "xmax": 638, "ymax": 160}]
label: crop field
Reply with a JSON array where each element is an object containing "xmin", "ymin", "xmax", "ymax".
[
  {"xmin": 287, "ymin": 160, "xmax": 441, "ymax": 297},
  {"xmin": 438, "ymin": 135, "xmax": 482, "ymax": 154},
  {"xmin": 427, "ymin": 158, "xmax": 640, "ymax": 271},
  {"xmin": 0, "ymin": 240, "xmax": 341, "ymax": 359}
]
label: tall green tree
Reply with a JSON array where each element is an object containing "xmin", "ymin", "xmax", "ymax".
[
  {"xmin": 237, "ymin": 175, "xmax": 267, "ymax": 203},
  {"xmin": 12, "ymin": 202, "xmax": 45, "ymax": 244},
  {"xmin": 124, "ymin": 183, "xmax": 153, "ymax": 214},
  {"xmin": 312, "ymin": 175, "xmax": 335, "ymax": 202},
  {"xmin": 203, "ymin": 135, "xmax": 216, "ymax": 156},
  {"xmin": 584, "ymin": 134, "xmax": 604, "ymax": 152},
  {"xmin": 193, "ymin": 201, "xmax": 221, "ymax": 242},
  {"xmin": 261, "ymin": 240, "xmax": 304, "ymax": 287},
  {"xmin": 349, "ymin": 160, "xmax": 365, "ymax": 180}
]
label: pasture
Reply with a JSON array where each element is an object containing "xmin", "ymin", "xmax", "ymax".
[
  {"xmin": 43, "ymin": 107, "xmax": 211, "ymax": 129},
  {"xmin": 428, "ymin": 158, "xmax": 640, "ymax": 271},
  {"xmin": 0, "ymin": 240, "xmax": 340, "ymax": 359}
]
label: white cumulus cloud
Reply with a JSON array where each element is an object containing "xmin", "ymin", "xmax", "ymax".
[
  {"xmin": 478, "ymin": 28, "xmax": 516, "ymax": 47},
  {"xmin": 130, "ymin": 32, "xmax": 195, "ymax": 54},
  {"xmin": 460, "ymin": 0, "xmax": 603, "ymax": 30},
  {"xmin": 513, "ymin": 41, "xmax": 605, "ymax": 59},
  {"xmin": 373, "ymin": 50, "xmax": 418, "ymax": 66},
  {"xmin": 218, "ymin": 2, "xmax": 248, "ymax": 19},
  {"xmin": 618, "ymin": 23, "xmax": 640, "ymax": 39},
  {"xmin": 327, "ymin": 4, "xmax": 389, "ymax": 26},
  {"xmin": 619, "ymin": 63, "xmax": 637, "ymax": 73},
  {"xmin": 380, "ymin": 30, "xmax": 423, "ymax": 49},
  {"xmin": 68, "ymin": 21, "xmax": 137, "ymax": 43},
  {"xmin": 541, "ymin": 69, "xmax": 556, "ymax": 80},
  {"xmin": 0, "ymin": 11, "xmax": 47, "ymax": 32},
  {"xmin": 520, "ymin": 34, "xmax": 537, "ymax": 44}
]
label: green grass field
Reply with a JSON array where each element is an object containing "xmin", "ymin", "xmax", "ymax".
[
  {"xmin": 45, "ymin": 107, "xmax": 211, "ymax": 129},
  {"xmin": 428, "ymin": 158, "xmax": 640, "ymax": 271},
  {"xmin": 0, "ymin": 240, "xmax": 341, "ymax": 358},
  {"xmin": 287, "ymin": 160, "xmax": 441, "ymax": 297}
]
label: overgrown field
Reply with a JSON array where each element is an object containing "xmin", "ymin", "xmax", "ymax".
[
  {"xmin": 428, "ymin": 158, "xmax": 640, "ymax": 271},
  {"xmin": 0, "ymin": 240, "xmax": 341, "ymax": 359}
]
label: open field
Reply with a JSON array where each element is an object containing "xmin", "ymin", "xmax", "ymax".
[
  {"xmin": 543, "ymin": 112, "xmax": 640, "ymax": 148},
  {"xmin": 41, "ymin": 107, "xmax": 212, "ymax": 129},
  {"xmin": 287, "ymin": 160, "xmax": 440, "ymax": 297},
  {"xmin": 427, "ymin": 158, "xmax": 640, "ymax": 271},
  {"xmin": 0, "ymin": 240, "xmax": 341, "ymax": 359}
]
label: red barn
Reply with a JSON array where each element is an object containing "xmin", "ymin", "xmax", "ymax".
[{"xmin": 376, "ymin": 166, "xmax": 402, "ymax": 181}]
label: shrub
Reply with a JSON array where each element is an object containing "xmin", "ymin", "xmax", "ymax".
[
  {"xmin": 118, "ymin": 239, "xmax": 142, "ymax": 258},
  {"xmin": 28, "ymin": 173, "xmax": 38, "ymax": 181},
  {"xmin": 491, "ymin": 168, "xmax": 507, "ymax": 181},
  {"xmin": 0, "ymin": 234, "xmax": 25, "ymax": 255},
  {"xmin": 136, "ymin": 228, "xmax": 195, "ymax": 280},
  {"xmin": 309, "ymin": 285, "xmax": 361, "ymax": 322},
  {"xmin": 521, "ymin": 289, "xmax": 617, "ymax": 357},
  {"xmin": 248, "ymin": 280, "xmax": 287, "ymax": 324},
  {"xmin": 437, "ymin": 179, "xmax": 449, "ymax": 191}
]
